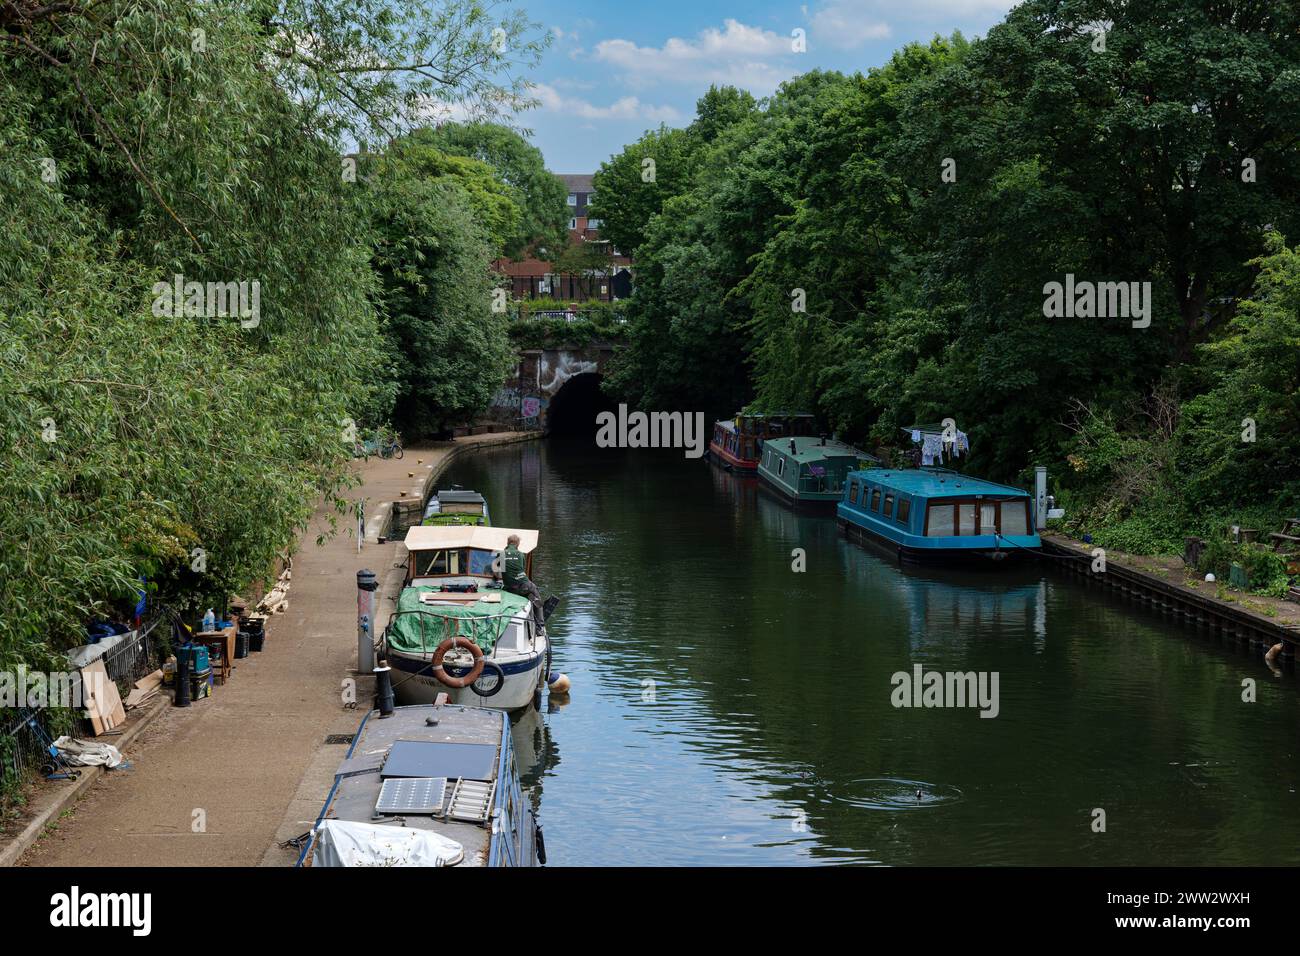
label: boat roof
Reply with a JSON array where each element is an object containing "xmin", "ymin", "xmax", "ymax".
[
  {"xmin": 768, "ymin": 435, "xmax": 873, "ymax": 463},
  {"xmin": 436, "ymin": 489, "xmax": 486, "ymax": 505},
  {"xmin": 850, "ymin": 467, "xmax": 1030, "ymax": 498},
  {"xmin": 404, "ymin": 526, "xmax": 538, "ymax": 553},
  {"xmin": 314, "ymin": 704, "xmax": 504, "ymax": 867}
]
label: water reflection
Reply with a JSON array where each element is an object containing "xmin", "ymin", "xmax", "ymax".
[{"xmin": 435, "ymin": 440, "xmax": 1300, "ymax": 866}]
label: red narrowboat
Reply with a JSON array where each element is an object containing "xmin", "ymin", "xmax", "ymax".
[{"xmin": 707, "ymin": 413, "xmax": 816, "ymax": 472}]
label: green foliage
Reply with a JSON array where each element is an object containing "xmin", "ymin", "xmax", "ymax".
[
  {"xmin": 0, "ymin": 0, "xmax": 541, "ymax": 685},
  {"xmin": 1196, "ymin": 539, "xmax": 1291, "ymax": 598},
  {"xmin": 418, "ymin": 122, "xmax": 569, "ymax": 258},
  {"xmin": 589, "ymin": 124, "xmax": 697, "ymax": 257},
  {"xmin": 605, "ymin": 1, "xmax": 1300, "ymax": 564},
  {"xmin": 366, "ymin": 150, "xmax": 514, "ymax": 437}
]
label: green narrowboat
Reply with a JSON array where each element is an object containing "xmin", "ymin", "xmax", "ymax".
[{"xmin": 757, "ymin": 435, "xmax": 876, "ymax": 510}]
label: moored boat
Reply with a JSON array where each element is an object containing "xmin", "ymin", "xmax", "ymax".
[
  {"xmin": 297, "ymin": 701, "xmax": 542, "ymax": 867},
  {"xmin": 756, "ymin": 435, "xmax": 876, "ymax": 510},
  {"xmin": 422, "ymin": 487, "xmax": 490, "ymax": 526},
  {"xmin": 837, "ymin": 467, "xmax": 1040, "ymax": 562},
  {"xmin": 707, "ymin": 412, "xmax": 816, "ymax": 471},
  {"xmin": 381, "ymin": 525, "xmax": 551, "ymax": 711}
]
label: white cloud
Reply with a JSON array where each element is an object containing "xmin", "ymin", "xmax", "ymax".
[
  {"xmin": 594, "ymin": 19, "xmax": 795, "ymax": 93},
  {"xmin": 530, "ymin": 82, "xmax": 681, "ymax": 122},
  {"xmin": 808, "ymin": 3, "xmax": 892, "ymax": 50}
]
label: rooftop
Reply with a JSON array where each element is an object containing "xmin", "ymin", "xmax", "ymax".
[
  {"xmin": 769, "ymin": 435, "xmax": 874, "ymax": 464},
  {"xmin": 850, "ymin": 468, "xmax": 1031, "ymax": 498},
  {"xmin": 558, "ymin": 173, "xmax": 594, "ymax": 193}
]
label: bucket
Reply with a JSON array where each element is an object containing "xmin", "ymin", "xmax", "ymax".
[
  {"xmin": 248, "ymin": 628, "xmax": 265, "ymax": 653},
  {"xmin": 235, "ymin": 631, "xmax": 250, "ymax": 659}
]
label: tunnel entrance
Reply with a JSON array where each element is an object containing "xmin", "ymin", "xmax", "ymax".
[{"xmin": 546, "ymin": 373, "xmax": 616, "ymax": 438}]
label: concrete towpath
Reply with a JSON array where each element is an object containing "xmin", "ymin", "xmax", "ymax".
[{"xmin": 16, "ymin": 433, "xmax": 535, "ymax": 867}]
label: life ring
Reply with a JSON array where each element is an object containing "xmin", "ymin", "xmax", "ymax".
[{"xmin": 431, "ymin": 636, "xmax": 484, "ymax": 688}]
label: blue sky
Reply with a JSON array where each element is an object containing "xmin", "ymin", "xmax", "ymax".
[{"xmin": 508, "ymin": 0, "xmax": 1019, "ymax": 173}]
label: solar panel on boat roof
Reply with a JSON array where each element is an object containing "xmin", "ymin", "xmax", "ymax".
[
  {"xmin": 380, "ymin": 740, "xmax": 498, "ymax": 781},
  {"xmin": 375, "ymin": 776, "xmax": 447, "ymax": 815}
]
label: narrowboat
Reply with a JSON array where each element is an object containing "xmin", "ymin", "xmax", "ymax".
[
  {"xmin": 297, "ymin": 701, "xmax": 542, "ymax": 867},
  {"xmin": 381, "ymin": 526, "xmax": 552, "ymax": 711},
  {"xmin": 756, "ymin": 435, "xmax": 876, "ymax": 510},
  {"xmin": 707, "ymin": 412, "xmax": 816, "ymax": 471},
  {"xmin": 422, "ymin": 487, "xmax": 490, "ymax": 526},
  {"xmin": 837, "ymin": 468, "xmax": 1040, "ymax": 562}
]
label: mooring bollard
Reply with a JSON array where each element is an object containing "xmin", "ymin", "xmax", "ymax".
[
  {"xmin": 375, "ymin": 660, "xmax": 395, "ymax": 718},
  {"xmin": 174, "ymin": 644, "xmax": 192, "ymax": 708},
  {"xmin": 357, "ymin": 569, "xmax": 377, "ymax": 674}
]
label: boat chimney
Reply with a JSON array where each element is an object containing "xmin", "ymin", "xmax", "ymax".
[
  {"xmin": 357, "ymin": 569, "xmax": 377, "ymax": 673},
  {"xmin": 789, "ymin": 439, "xmax": 796, "ymax": 454},
  {"xmin": 820, "ymin": 434, "xmax": 826, "ymax": 446}
]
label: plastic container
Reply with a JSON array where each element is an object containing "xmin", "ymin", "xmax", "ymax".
[
  {"xmin": 202, "ymin": 608, "xmax": 216, "ymax": 632},
  {"xmin": 235, "ymin": 631, "xmax": 249, "ymax": 659}
]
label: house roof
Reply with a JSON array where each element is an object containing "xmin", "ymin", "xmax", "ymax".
[{"xmin": 558, "ymin": 173, "xmax": 594, "ymax": 193}]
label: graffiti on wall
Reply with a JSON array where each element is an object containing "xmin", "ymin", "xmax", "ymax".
[
  {"xmin": 491, "ymin": 385, "xmax": 522, "ymax": 409},
  {"xmin": 539, "ymin": 352, "xmax": 597, "ymax": 395}
]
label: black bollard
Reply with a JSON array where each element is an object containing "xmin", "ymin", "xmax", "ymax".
[
  {"xmin": 174, "ymin": 643, "xmax": 192, "ymax": 708},
  {"xmin": 374, "ymin": 660, "xmax": 395, "ymax": 718}
]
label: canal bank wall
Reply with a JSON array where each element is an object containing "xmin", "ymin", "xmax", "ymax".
[
  {"xmin": 1040, "ymin": 533, "xmax": 1299, "ymax": 668},
  {"xmin": 9, "ymin": 432, "xmax": 537, "ymax": 868}
]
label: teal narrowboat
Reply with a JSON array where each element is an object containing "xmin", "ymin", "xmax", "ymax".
[
  {"xmin": 757, "ymin": 436, "xmax": 875, "ymax": 510},
  {"xmin": 837, "ymin": 468, "xmax": 1040, "ymax": 562}
]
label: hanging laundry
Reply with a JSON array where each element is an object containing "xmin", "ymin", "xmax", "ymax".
[
  {"xmin": 910, "ymin": 429, "xmax": 921, "ymax": 444},
  {"xmin": 921, "ymin": 433, "xmax": 944, "ymax": 466}
]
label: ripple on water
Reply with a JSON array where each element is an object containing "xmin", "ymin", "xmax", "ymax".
[{"xmin": 831, "ymin": 778, "xmax": 962, "ymax": 810}]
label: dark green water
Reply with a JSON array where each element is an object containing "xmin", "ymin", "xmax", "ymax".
[{"xmin": 442, "ymin": 439, "xmax": 1300, "ymax": 866}]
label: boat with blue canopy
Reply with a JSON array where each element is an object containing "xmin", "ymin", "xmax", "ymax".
[{"xmin": 837, "ymin": 467, "xmax": 1040, "ymax": 563}]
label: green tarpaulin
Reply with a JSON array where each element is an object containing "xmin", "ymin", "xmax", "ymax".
[{"xmin": 386, "ymin": 586, "xmax": 529, "ymax": 653}]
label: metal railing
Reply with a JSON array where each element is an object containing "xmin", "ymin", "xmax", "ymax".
[{"xmin": 1, "ymin": 614, "xmax": 167, "ymax": 797}]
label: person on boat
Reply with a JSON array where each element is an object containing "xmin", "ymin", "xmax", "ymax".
[{"xmin": 496, "ymin": 534, "xmax": 546, "ymax": 630}]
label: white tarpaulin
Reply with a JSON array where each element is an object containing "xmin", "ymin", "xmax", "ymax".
[
  {"xmin": 311, "ymin": 819, "xmax": 464, "ymax": 867},
  {"xmin": 52, "ymin": 736, "xmax": 124, "ymax": 768}
]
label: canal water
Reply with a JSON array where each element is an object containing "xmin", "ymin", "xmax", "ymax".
[{"xmin": 438, "ymin": 439, "xmax": 1300, "ymax": 865}]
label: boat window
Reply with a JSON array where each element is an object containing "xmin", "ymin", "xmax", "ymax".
[
  {"xmin": 848, "ymin": 481, "xmax": 858, "ymax": 504},
  {"xmin": 897, "ymin": 498, "xmax": 910, "ymax": 523},
  {"xmin": 926, "ymin": 504, "xmax": 955, "ymax": 536},
  {"xmin": 870, "ymin": 488, "xmax": 881, "ymax": 511},
  {"xmin": 882, "ymin": 494, "xmax": 894, "ymax": 518},
  {"xmin": 980, "ymin": 503, "xmax": 997, "ymax": 534},
  {"xmin": 415, "ymin": 549, "xmax": 459, "ymax": 576},
  {"xmin": 1001, "ymin": 500, "xmax": 1029, "ymax": 535},
  {"xmin": 959, "ymin": 503, "xmax": 976, "ymax": 535},
  {"xmin": 777, "ymin": 457, "xmax": 785, "ymax": 477}
]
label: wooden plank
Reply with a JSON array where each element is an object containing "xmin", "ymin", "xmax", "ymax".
[
  {"xmin": 134, "ymin": 669, "xmax": 164, "ymax": 692},
  {"xmin": 81, "ymin": 660, "xmax": 126, "ymax": 735}
]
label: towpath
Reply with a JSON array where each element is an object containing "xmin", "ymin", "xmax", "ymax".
[{"xmin": 18, "ymin": 433, "xmax": 534, "ymax": 867}]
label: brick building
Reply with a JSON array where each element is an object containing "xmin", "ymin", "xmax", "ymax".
[{"xmin": 492, "ymin": 173, "xmax": 633, "ymax": 302}]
